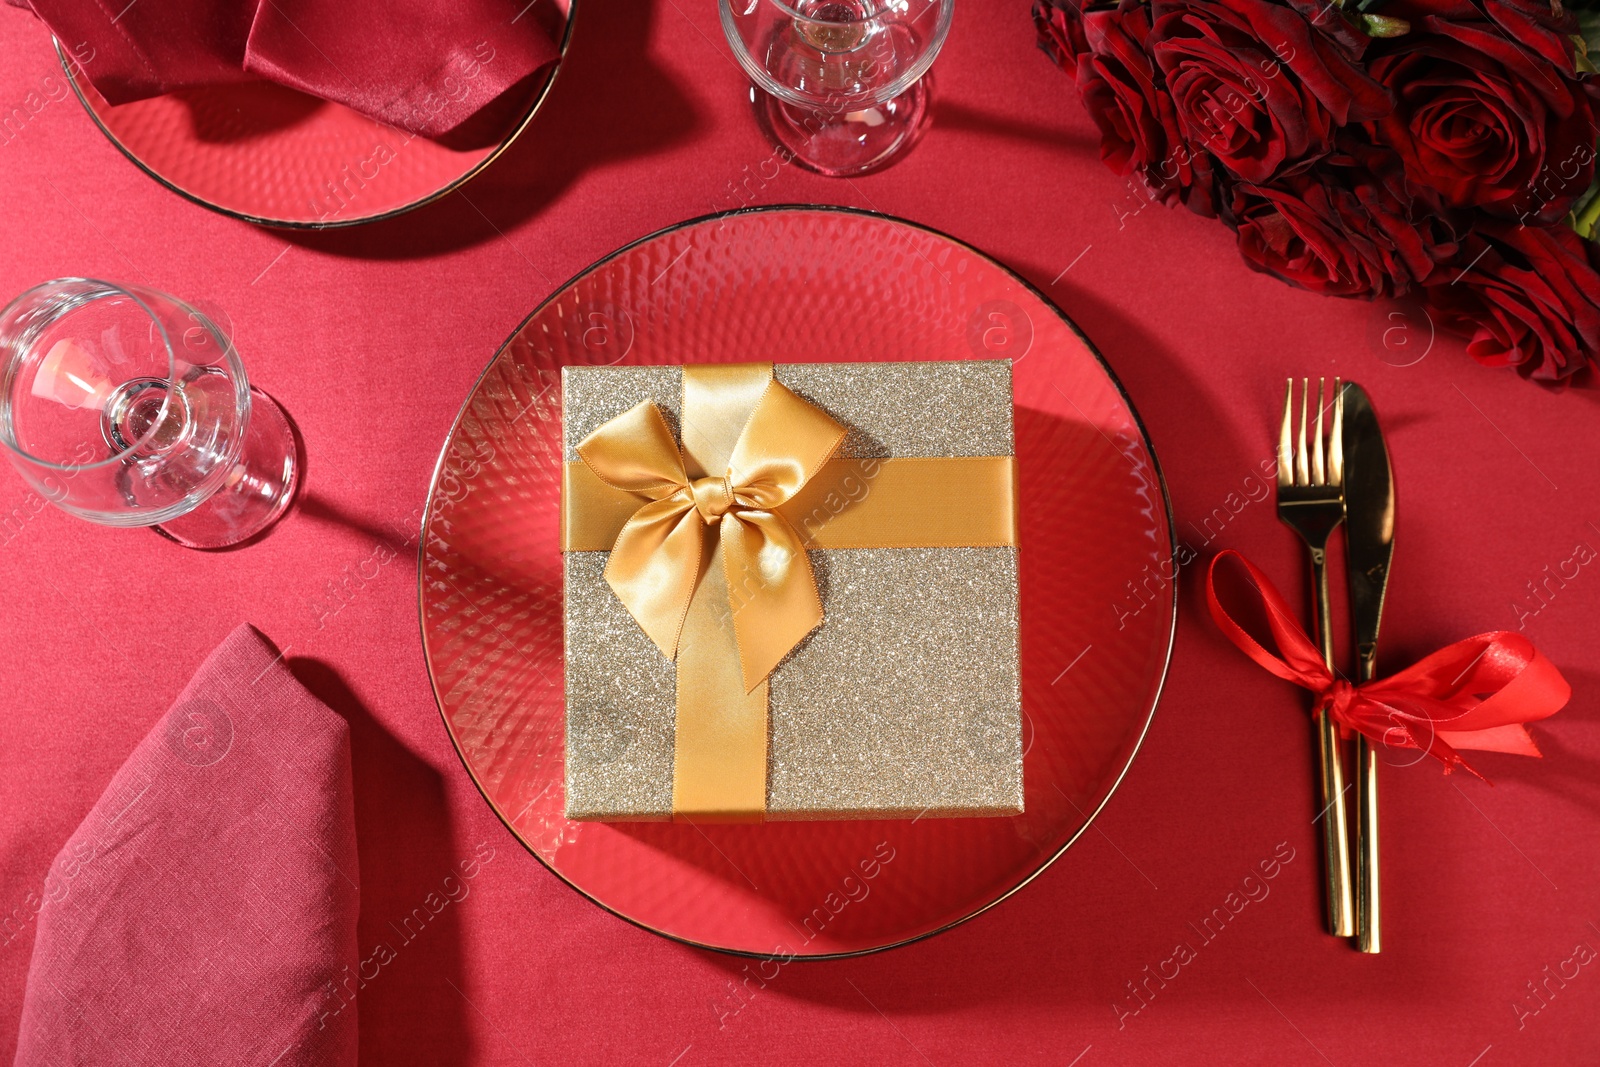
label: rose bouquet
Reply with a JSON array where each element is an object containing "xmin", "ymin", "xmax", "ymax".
[{"xmin": 1034, "ymin": 0, "xmax": 1600, "ymax": 382}]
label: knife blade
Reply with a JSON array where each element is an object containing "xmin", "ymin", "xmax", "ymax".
[{"xmin": 1341, "ymin": 381, "xmax": 1394, "ymax": 954}]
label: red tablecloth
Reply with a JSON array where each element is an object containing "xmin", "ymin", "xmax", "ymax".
[{"xmin": 2, "ymin": 3, "xmax": 1597, "ymax": 1064}]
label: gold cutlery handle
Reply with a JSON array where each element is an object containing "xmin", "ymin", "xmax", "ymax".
[
  {"xmin": 1356, "ymin": 644, "xmax": 1381, "ymax": 953},
  {"xmin": 1356, "ymin": 737, "xmax": 1380, "ymax": 951},
  {"xmin": 1311, "ymin": 546, "xmax": 1354, "ymax": 938}
]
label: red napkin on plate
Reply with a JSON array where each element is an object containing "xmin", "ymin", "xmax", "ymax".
[
  {"xmin": 13, "ymin": 625, "xmax": 360, "ymax": 1067},
  {"xmin": 13, "ymin": 0, "xmax": 560, "ymax": 138}
]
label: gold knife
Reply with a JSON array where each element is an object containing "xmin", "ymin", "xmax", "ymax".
[{"xmin": 1340, "ymin": 381, "xmax": 1395, "ymax": 953}]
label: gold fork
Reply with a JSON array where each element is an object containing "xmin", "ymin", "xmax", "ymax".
[{"xmin": 1276, "ymin": 378, "xmax": 1354, "ymax": 938}]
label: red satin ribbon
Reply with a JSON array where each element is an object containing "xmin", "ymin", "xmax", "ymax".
[{"xmin": 1206, "ymin": 550, "xmax": 1570, "ymax": 778}]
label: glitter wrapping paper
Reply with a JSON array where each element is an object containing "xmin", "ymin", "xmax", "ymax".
[{"xmin": 562, "ymin": 361, "xmax": 1022, "ymax": 820}]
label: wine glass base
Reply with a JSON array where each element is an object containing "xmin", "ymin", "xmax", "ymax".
[
  {"xmin": 154, "ymin": 387, "xmax": 300, "ymax": 550},
  {"xmin": 755, "ymin": 77, "xmax": 932, "ymax": 177}
]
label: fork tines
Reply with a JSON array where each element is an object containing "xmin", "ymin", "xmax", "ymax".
[{"xmin": 1279, "ymin": 377, "xmax": 1343, "ymax": 490}]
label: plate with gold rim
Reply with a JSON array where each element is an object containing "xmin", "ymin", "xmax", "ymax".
[{"xmin": 418, "ymin": 204, "xmax": 1176, "ymax": 957}]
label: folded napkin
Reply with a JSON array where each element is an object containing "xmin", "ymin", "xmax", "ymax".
[
  {"xmin": 14, "ymin": 625, "xmax": 359, "ymax": 1067},
  {"xmin": 14, "ymin": 0, "xmax": 560, "ymax": 139}
]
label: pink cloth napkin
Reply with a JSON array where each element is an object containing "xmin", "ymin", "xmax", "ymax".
[
  {"xmin": 13, "ymin": 625, "xmax": 359, "ymax": 1067},
  {"xmin": 13, "ymin": 0, "xmax": 560, "ymax": 139}
]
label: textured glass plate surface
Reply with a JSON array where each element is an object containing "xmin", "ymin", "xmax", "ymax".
[
  {"xmin": 420, "ymin": 206, "xmax": 1176, "ymax": 957},
  {"xmin": 55, "ymin": 1, "xmax": 572, "ymax": 229}
]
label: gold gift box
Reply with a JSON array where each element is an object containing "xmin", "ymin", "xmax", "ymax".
[{"xmin": 562, "ymin": 360, "xmax": 1022, "ymax": 820}]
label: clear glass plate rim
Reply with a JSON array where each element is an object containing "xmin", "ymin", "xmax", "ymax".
[{"xmin": 415, "ymin": 202, "xmax": 1180, "ymax": 959}]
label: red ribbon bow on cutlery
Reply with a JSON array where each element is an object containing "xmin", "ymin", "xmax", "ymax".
[{"xmin": 1206, "ymin": 550, "xmax": 1570, "ymax": 779}]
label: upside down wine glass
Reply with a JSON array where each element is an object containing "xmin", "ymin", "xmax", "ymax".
[
  {"xmin": 720, "ymin": 0, "xmax": 954, "ymax": 176},
  {"xmin": 0, "ymin": 279, "xmax": 299, "ymax": 549}
]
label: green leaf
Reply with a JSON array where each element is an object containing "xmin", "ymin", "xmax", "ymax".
[
  {"xmin": 1572, "ymin": 179, "xmax": 1600, "ymax": 241},
  {"xmin": 1578, "ymin": 12, "xmax": 1600, "ymax": 73},
  {"xmin": 1575, "ymin": 35, "xmax": 1599, "ymax": 74},
  {"xmin": 1358, "ymin": 13, "xmax": 1411, "ymax": 36}
]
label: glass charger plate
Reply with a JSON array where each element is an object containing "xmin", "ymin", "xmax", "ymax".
[
  {"xmin": 54, "ymin": 0, "xmax": 573, "ymax": 229},
  {"xmin": 419, "ymin": 205, "xmax": 1176, "ymax": 957}
]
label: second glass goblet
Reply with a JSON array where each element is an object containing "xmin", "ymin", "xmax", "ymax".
[
  {"xmin": 0, "ymin": 279, "xmax": 299, "ymax": 549},
  {"xmin": 720, "ymin": 0, "xmax": 954, "ymax": 176}
]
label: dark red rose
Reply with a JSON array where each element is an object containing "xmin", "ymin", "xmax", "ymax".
[
  {"xmin": 1390, "ymin": 0, "xmax": 1579, "ymax": 71},
  {"xmin": 1423, "ymin": 224, "xmax": 1600, "ymax": 382},
  {"xmin": 1329, "ymin": 138, "xmax": 1460, "ymax": 283},
  {"xmin": 1145, "ymin": 0, "xmax": 1392, "ymax": 184},
  {"xmin": 1033, "ymin": 0, "xmax": 1089, "ymax": 65},
  {"xmin": 1056, "ymin": 2, "xmax": 1170, "ymax": 174},
  {"xmin": 1033, "ymin": 0, "xmax": 1221, "ymax": 214},
  {"xmin": 1223, "ymin": 146, "xmax": 1457, "ymax": 299},
  {"xmin": 1367, "ymin": 3, "xmax": 1596, "ymax": 223},
  {"xmin": 1227, "ymin": 179, "xmax": 1382, "ymax": 297}
]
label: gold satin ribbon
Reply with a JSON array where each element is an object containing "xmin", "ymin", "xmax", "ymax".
[
  {"xmin": 567, "ymin": 362, "xmax": 1017, "ymax": 819},
  {"xmin": 564, "ymin": 456, "xmax": 1018, "ymax": 551}
]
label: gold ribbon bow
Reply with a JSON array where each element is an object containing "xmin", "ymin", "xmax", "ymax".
[{"xmin": 575, "ymin": 368, "xmax": 846, "ymax": 692}]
